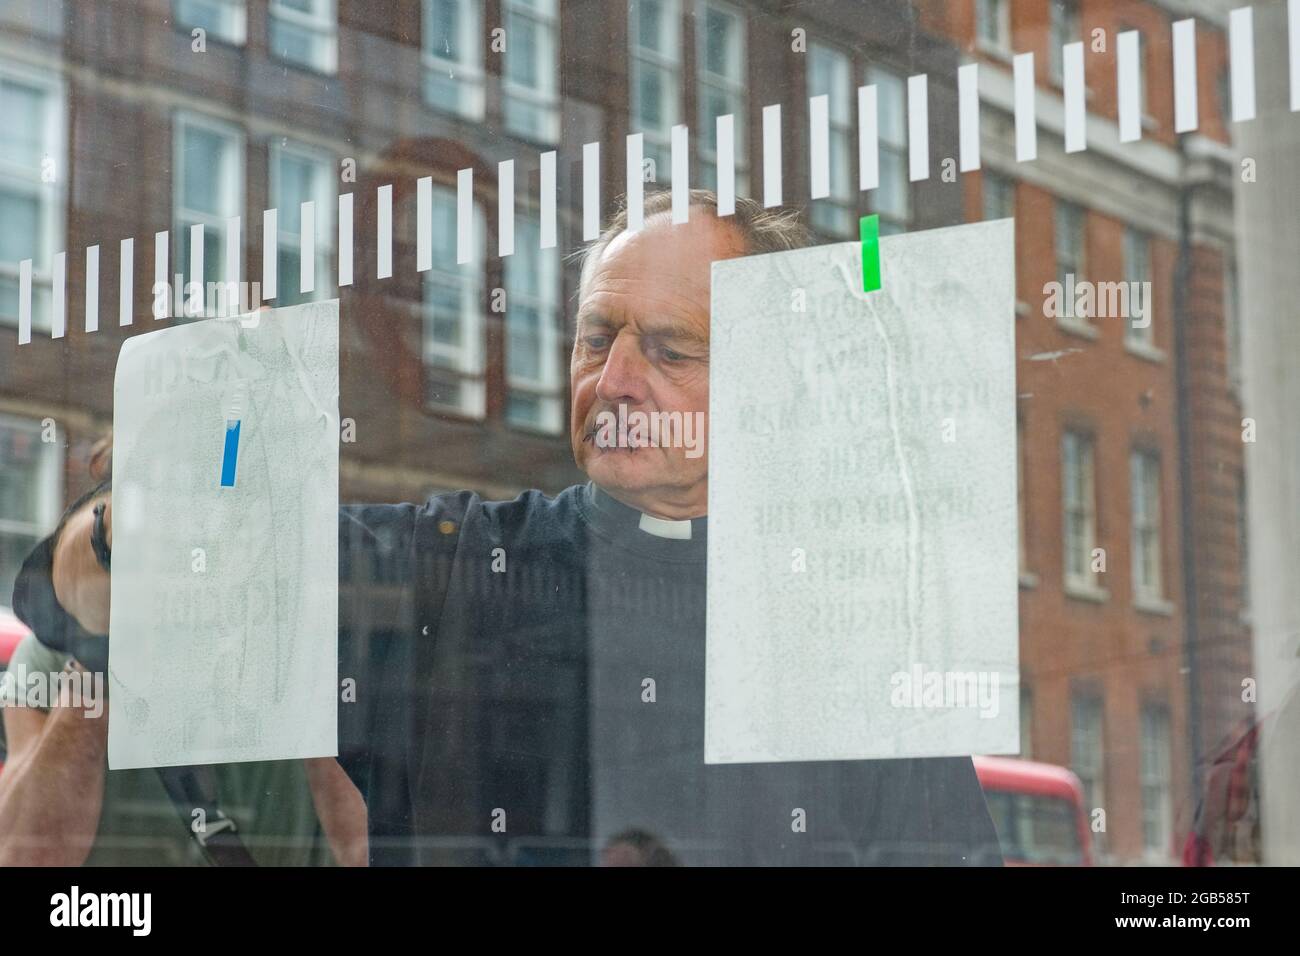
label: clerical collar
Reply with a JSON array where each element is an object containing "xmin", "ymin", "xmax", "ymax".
[
  {"xmin": 579, "ymin": 482, "xmax": 707, "ymax": 562},
  {"xmin": 637, "ymin": 512, "xmax": 693, "ymax": 540}
]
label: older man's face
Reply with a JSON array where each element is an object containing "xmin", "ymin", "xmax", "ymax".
[{"xmin": 570, "ymin": 212, "xmax": 747, "ymax": 519}]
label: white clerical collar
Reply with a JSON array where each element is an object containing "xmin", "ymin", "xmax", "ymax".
[{"xmin": 637, "ymin": 512, "xmax": 693, "ymax": 540}]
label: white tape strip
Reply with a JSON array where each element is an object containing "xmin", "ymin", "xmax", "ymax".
[
  {"xmin": 626, "ymin": 134, "xmax": 643, "ymax": 232},
  {"xmin": 908, "ymin": 74, "xmax": 928, "ymax": 181},
  {"xmin": 1230, "ymin": 6, "xmax": 1256, "ymax": 122},
  {"xmin": 338, "ymin": 193, "xmax": 353, "ymax": 287},
  {"xmin": 417, "ymin": 176, "xmax": 431, "ymax": 272},
  {"xmin": 1291, "ymin": 0, "xmax": 1300, "ymax": 111},
  {"xmin": 583, "ymin": 141, "xmax": 600, "ymax": 241},
  {"xmin": 763, "ymin": 104, "xmax": 782, "ymax": 206},
  {"xmin": 540, "ymin": 151, "xmax": 557, "ymax": 249},
  {"xmin": 1118, "ymin": 31, "xmax": 1141, "ymax": 143},
  {"xmin": 1173, "ymin": 19, "xmax": 1198, "ymax": 133},
  {"xmin": 52, "ymin": 252, "xmax": 65, "ymax": 338},
  {"xmin": 377, "ymin": 184, "xmax": 392, "ymax": 279},
  {"xmin": 17, "ymin": 259, "xmax": 30, "ymax": 345},
  {"xmin": 499, "ymin": 160, "xmax": 515, "ymax": 256},
  {"xmin": 119, "ymin": 237, "xmax": 132, "ymax": 327},
  {"xmin": 809, "ymin": 94, "xmax": 830, "ymax": 199},
  {"xmin": 262, "ymin": 208, "xmax": 277, "ymax": 299},
  {"xmin": 85, "ymin": 245, "xmax": 99, "ymax": 333},
  {"xmin": 958, "ymin": 62, "xmax": 980, "ymax": 172},
  {"xmin": 457, "ymin": 169, "xmax": 472, "ymax": 265},
  {"xmin": 1064, "ymin": 42, "xmax": 1086, "ymax": 152},
  {"xmin": 189, "ymin": 223, "xmax": 203, "ymax": 315},
  {"xmin": 717, "ymin": 113, "xmax": 736, "ymax": 216},
  {"xmin": 672, "ymin": 124, "xmax": 689, "ymax": 222},
  {"xmin": 154, "ymin": 231, "xmax": 168, "ymax": 318},
  {"xmin": 858, "ymin": 84, "xmax": 878, "ymax": 190},
  {"xmin": 300, "ymin": 200, "xmax": 315, "ymax": 295},
  {"xmin": 1014, "ymin": 52, "xmax": 1037, "ymax": 162}
]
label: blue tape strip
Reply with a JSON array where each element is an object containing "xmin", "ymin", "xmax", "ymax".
[{"xmin": 220, "ymin": 420, "xmax": 241, "ymax": 487}]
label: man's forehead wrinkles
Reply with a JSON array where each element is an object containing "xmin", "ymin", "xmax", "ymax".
[
  {"xmin": 585, "ymin": 274, "xmax": 709, "ymax": 307},
  {"xmin": 590, "ymin": 267, "xmax": 710, "ymax": 290},
  {"xmin": 580, "ymin": 287, "xmax": 702, "ymax": 323}
]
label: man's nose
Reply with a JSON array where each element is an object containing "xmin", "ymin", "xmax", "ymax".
[{"xmin": 595, "ymin": 333, "xmax": 650, "ymax": 406}]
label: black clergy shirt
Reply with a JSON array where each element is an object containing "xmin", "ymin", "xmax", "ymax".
[{"xmin": 336, "ymin": 482, "xmax": 1004, "ymax": 866}]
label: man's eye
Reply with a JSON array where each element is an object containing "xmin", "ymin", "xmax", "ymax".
[
  {"xmin": 659, "ymin": 347, "xmax": 687, "ymax": 362},
  {"xmin": 585, "ymin": 335, "xmax": 610, "ymax": 350}
]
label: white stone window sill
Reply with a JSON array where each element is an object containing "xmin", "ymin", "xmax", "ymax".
[
  {"xmin": 1135, "ymin": 594, "xmax": 1175, "ymax": 617},
  {"xmin": 1065, "ymin": 579, "xmax": 1110, "ymax": 604},
  {"xmin": 1125, "ymin": 339, "xmax": 1166, "ymax": 363},
  {"xmin": 1057, "ymin": 317, "xmax": 1099, "ymax": 340},
  {"xmin": 978, "ymin": 40, "xmax": 1014, "ymax": 64}
]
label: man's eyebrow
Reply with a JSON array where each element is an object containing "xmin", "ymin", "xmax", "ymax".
[
  {"xmin": 576, "ymin": 313, "xmax": 617, "ymax": 331},
  {"xmin": 638, "ymin": 319, "xmax": 709, "ymax": 345},
  {"xmin": 575, "ymin": 314, "xmax": 707, "ymax": 345}
]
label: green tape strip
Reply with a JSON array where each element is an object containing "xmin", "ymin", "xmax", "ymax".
[{"xmin": 860, "ymin": 214, "xmax": 881, "ymax": 292}]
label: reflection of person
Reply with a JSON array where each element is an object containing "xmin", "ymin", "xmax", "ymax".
[
  {"xmin": 0, "ymin": 435, "xmax": 366, "ymax": 866},
  {"xmin": 601, "ymin": 828, "xmax": 680, "ymax": 867},
  {"xmin": 38, "ymin": 190, "xmax": 1002, "ymax": 866}
]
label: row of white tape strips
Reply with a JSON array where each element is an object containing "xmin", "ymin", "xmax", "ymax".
[{"xmin": 15, "ymin": 3, "xmax": 1300, "ymax": 345}]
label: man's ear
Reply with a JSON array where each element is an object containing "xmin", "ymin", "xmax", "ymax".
[{"xmin": 88, "ymin": 433, "xmax": 113, "ymax": 481}]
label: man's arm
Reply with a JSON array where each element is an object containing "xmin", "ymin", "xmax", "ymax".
[
  {"xmin": 0, "ymin": 660, "xmax": 108, "ymax": 866},
  {"xmin": 305, "ymin": 757, "xmax": 368, "ymax": 866}
]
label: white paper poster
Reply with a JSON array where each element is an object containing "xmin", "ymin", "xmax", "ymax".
[
  {"xmin": 108, "ymin": 301, "xmax": 339, "ymax": 769},
  {"xmin": 706, "ymin": 220, "xmax": 1019, "ymax": 764}
]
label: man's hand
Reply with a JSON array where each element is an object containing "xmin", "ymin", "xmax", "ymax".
[{"xmin": 51, "ymin": 495, "xmax": 112, "ymax": 635}]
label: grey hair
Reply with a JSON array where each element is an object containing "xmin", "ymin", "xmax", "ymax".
[{"xmin": 574, "ymin": 188, "xmax": 812, "ymax": 301}]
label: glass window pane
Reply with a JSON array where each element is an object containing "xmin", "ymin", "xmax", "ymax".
[
  {"xmin": 0, "ymin": 189, "xmax": 40, "ymax": 262},
  {"xmin": 0, "ymin": 80, "xmax": 44, "ymax": 167},
  {"xmin": 181, "ymin": 127, "xmax": 228, "ymax": 215}
]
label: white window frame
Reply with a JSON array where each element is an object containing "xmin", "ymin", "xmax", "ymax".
[
  {"xmin": 173, "ymin": 111, "xmax": 245, "ymax": 316},
  {"xmin": 1062, "ymin": 429, "xmax": 1101, "ymax": 595},
  {"xmin": 505, "ymin": 212, "xmax": 562, "ymax": 434},
  {"xmin": 269, "ymin": 138, "xmax": 336, "ymax": 305},
  {"xmin": 1049, "ymin": 0, "xmax": 1080, "ymax": 82},
  {"xmin": 422, "ymin": 0, "xmax": 485, "ymax": 121},
  {"xmin": 0, "ymin": 413, "xmax": 63, "ymax": 563},
  {"xmin": 0, "ymin": 61, "xmax": 64, "ymax": 333},
  {"xmin": 1055, "ymin": 200, "xmax": 1091, "ymax": 333},
  {"xmin": 269, "ymin": 0, "xmax": 338, "ymax": 74},
  {"xmin": 868, "ymin": 65, "xmax": 909, "ymax": 234},
  {"xmin": 173, "ymin": 0, "xmax": 247, "ymax": 46},
  {"xmin": 1224, "ymin": 260, "xmax": 1242, "ymax": 395},
  {"xmin": 976, "ymin": 0, "xmax": 1012, "ymax": 55},
  {"xmin": 502, "ymin": 0, "xmax": 560, "ymax": 145},
  {"xmin": 1019, "ymin": 684, "xmax": 1033, "ymax": 759},
  {"xmin": 1130, "ymin": 448, "xmax": 1164, "ymax": 605},
  {"xmin": 807, "ymin": 40, "xmax": 855, "ymax": 238},
  {"xmin": 1123, "ymin": 227, "xmax": 1156, "ymax": 351},
  {"xmin": 1070, "ymin": 694, "xmax": 1106, "ymax": 855},
  {"xmin": 1127, "ymin": 27, "xmax": 1157, "ymax": 129},
  {"xmin": 695, "ymin": 0, "xmax": 747, "ymax": 196},
  {"xmin": 983, "ymin": 169, "xmax": 1015, "ymax": 221},
  {"xmin": 1139, "ymin": 705, "xmax": 1173, "ymax": 859},
  {"xmin": 629, "ymin": 0, "xmax": 681, "ymax": 183},
  {"xmin": 423, "ymin": 186, "xmax": 486, "ymax": 419}
]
